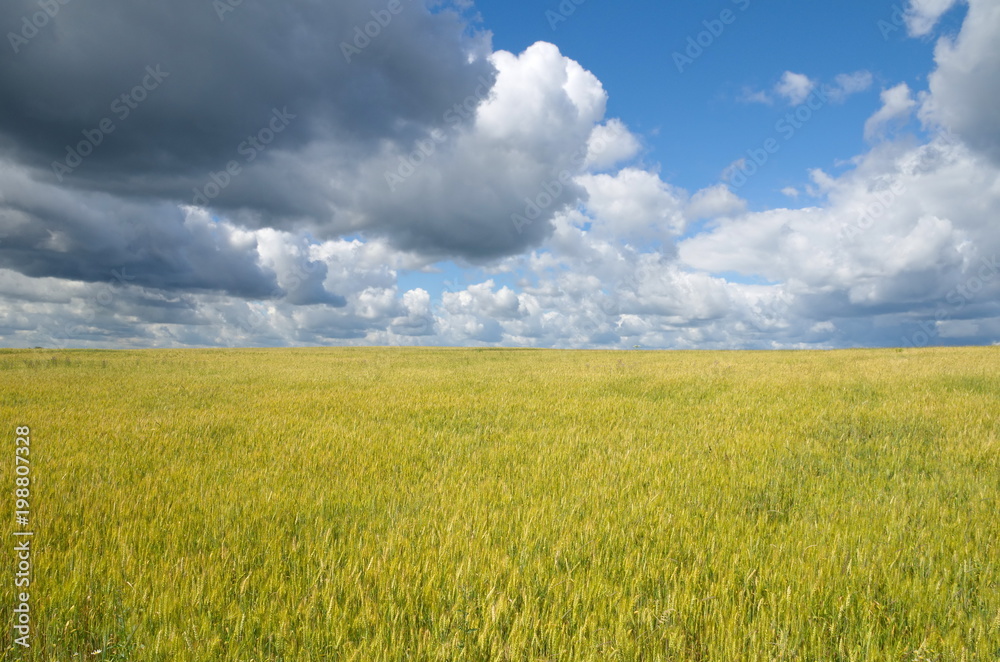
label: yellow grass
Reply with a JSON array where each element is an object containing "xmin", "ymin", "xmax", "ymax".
[{"xmin": 1, "ymin": 346, "xmax": 999, "ymax": 660}]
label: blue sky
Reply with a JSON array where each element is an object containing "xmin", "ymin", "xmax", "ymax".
[
  {"xmin": 0, "ymin": 0, "xmax": 998, "ymax": 349},
  {"xmin": 473, "ymin": 0, "xmax": 950, "ymax": 202}
]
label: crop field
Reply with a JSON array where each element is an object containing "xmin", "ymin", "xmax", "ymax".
[{"xmin": 1, "ymin": 346, "xmax": 999, "ymax": 661}]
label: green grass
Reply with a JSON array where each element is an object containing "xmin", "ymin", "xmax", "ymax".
[{"xmin": 1, "ymin": 346, "xmax": 999, "ymax": 660}]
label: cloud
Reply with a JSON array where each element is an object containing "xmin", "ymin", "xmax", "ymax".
[
  {"xmin": 686, "ymin": 184, "xmax": 747, "ymax": 220},
  {"xmin": 0, "ymin": 0, "xmax": 648, "ymax": 334},
  {"xmin": 904, "ymin": 0, "xmax": 964, "ymax": 36},
  {"xmin": 6, "ymin": 126, "xmax": 1000, "ymax": 350},
  {"xmin": 0, "ymin": 0, "xmax": 494, "ymax": 187},
  {"xmin": 584, "ymin": 119, "xmax": 641, "ymax": 171},
  {"xmin": 363, "ymin": 41, "xmax": 626, "ymax": 259},
  {"xmin": 577, "ymin": 168, "xmax": 688, "ymax": 240},
  {"xmin": 743, "ymin": 70, "xmax": 871, "ymax": 106},
  {"xmin": 774, "ymin": 72, "xmax": 816, "ymax": 106},
  {"xmin": 738, "ymin": 87, "xmax": 774, "ymax": 105},
  {"xmin": 679, "ymin": 134, "xmax": 1000, "ymax": 336},
  {"xmin": 0, "ymin": 162, "xmax": 283, "ymax": 299},
  {"xmin": 390, "ymin": 289, "xmax": 437, "ymax": 337},
  {"xmin": 920, "ymin": 0, "xmax": 1000, "ymax": 164},
  {"xmin": 824, "ymin": 71, "xmax": 874, "ymax": 103},
  {"xmin": 0, "ymin": 2, "xmax": 641, "ymax": 267},
  {"xmin": 865, "ymin": 83, "xmax": 917, "ymax": 141}
]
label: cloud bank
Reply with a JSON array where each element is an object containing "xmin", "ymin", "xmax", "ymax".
[{"xmin": 1, "ymin": 0, "xmax": 998, "ymax": 349}]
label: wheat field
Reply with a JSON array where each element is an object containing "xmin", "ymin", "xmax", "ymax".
[{"xmin": 1, "ymin": 346, "xmax": 998, "ymax": 661}]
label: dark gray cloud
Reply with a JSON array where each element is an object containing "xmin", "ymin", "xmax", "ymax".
[
  {"xmin": 0, "ymin": 169, "xmax": 281, "ymax": 298},
  {"xmin": 1, "ymin": 0, "xmax": 492, "ymax": 183}
]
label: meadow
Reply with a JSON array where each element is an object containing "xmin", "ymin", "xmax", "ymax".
[{"xmin": 1, "ymin": 346, "xmax": 998, "ymax": 661}]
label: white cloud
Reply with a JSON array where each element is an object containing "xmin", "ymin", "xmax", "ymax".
[
  {"xmin": 865, "ymin": 83, "xmax": 917, "ymax": 141},
  {"xmin": 825, "ymin": 71, "xmax": 874, "ymax": 103},
  {"xmin": 739, "ymin": 87, "xmax": 774, "ymax": 105},
  {"xmin": 721, "ymin": 158, "xmax": 748, "ymax": 184},
  {"xmin": 775, "ymin": 71, "xmax": 816, "ymax": 105},
  {"xmin": 577, "ymin": 168, "xmax": 688, "ymax": 239},
  {"xmin": 905, "ymin": 0, "xmax": 963, "ymax": 36},
  {"xmin": 443, "ymin": 280, "xmax": 524, "ymax": 320},
  {"xmin": 679, "ymin": 134, "xmax": 1000, "ymax": 330},
  {"xmin": 584, "ymin": 119, "xmax": 642, "ymax": 171},
  {"xmin": 686, "ymin": 184, "xmax": 747, "ymax": 220}
]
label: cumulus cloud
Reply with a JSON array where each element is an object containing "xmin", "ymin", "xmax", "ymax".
[
  {"xmin": 577, "ymin": 168, "xmax": 687, "ymax": 240},
  {"xmin": 679, "ymin": 133, "xmax": 1000, "ymax": 345},
  {"xmin": 774, "ymin": 72, "xmax": 816, "ymax": 106},
  {"xmin": 686, "ymin": 184, "xmax": 747, "ymax": 221},
  {"xmin": 0, "ymin": 0, "xmax": 647, "ymax": 340},
  {"xmin": 865, "ymin": 83, "xmax": 917, "ymax": 141},
  {"xmin": 365, "ymin": 40, "xmax": 622, "ymax": 259},
  {"xmin": 584, "ymin": 119, "xmax": 642, "ymax": 171},
  {"xmin": 0, "ymin": 2, "xmax": 644, "ymax": 270},
  {"xmin": 390, "ymin": 289, "xmax": 437, "ymax": 337},
  {"xmin": 920, "ymin": 0, "xmax": 1000, "ymax": 164},
  {"xmin": 904, "ymin": 0, "xmax": 964, "ymax": 36}
]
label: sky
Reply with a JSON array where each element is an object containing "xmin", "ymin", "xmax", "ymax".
[{"xmin": 0, "ymin": 0, "xmax": 998, "ymax": 349}]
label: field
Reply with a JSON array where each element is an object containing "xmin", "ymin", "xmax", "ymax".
[{"xmin": 1, "ymin": 346, "xmax": 999, "ymax": 661}]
